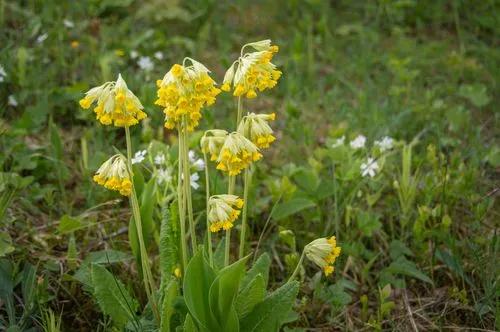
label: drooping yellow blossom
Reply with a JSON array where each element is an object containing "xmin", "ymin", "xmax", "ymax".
[
  {"xmin": 155, "ymin": 58, "xmax": 221, "ymax": 131},
  {"xmin": 79, "ymin": 74, "xmax": 147, "ymax": 127},
  {"xmin": 208, "ymin": 194, "xmax": 244, "ymax": 232},
  {"xmin": 93, "ymin": 154, "xmax": 132, "ymax": 196},
  {"xmin": 237, "ymin": 112, "xmax": 276, "ymax": 149},
  {"xmin": 200, "ymin": 129, "xmax": 228, "ymax": 161},
  {"xmin": 221, "ymin": 40, "xmax": 281, "ymax": 98},
  {"xmin": 216, "ymin": 132, "xmax": 262, "ymax": 176},
  {"xmin": 304, "ymin": 236, "xmax": 342, "ymax": 276}
]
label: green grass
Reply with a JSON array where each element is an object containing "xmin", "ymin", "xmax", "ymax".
[{"xmin": 1, "ymin": 0, "xmax": 499, "ymax": 331}]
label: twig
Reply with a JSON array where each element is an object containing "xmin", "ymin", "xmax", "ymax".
[{"xmin": 403, "ymin": 290, "xmax": 419, "ymax": 332}]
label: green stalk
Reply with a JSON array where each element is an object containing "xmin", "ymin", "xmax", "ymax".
[
  {"xmin": 181, "ymin": 117, "xmax": 197, "ymax": 251},
  {"xmin": 238, "ymin": 167, "xmax": 251, "ymax": 259},
  {"xmin": 204, "ymin": 153, "xmax": 213, "ymax": 266},
  {"xmin": 177, "ymin": 126, "xmax": 188, "ymax": 272},
  {"xmin": 288, "ymin": 250, "xmax": 305, "ymax": 283},
  {"xmin": 224, "ymin": 96, "xmax": 243, "ymax": 266},
  {"xmin": 125, "ymin": 127, "xmax": 159, "ymax": 321}
]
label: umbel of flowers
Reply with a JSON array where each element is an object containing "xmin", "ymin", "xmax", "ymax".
[
  {"xmin": 79, "ymin": 74, "xmax": 147, "ymax": 127},
  {"xmin": 208, "ymin": 194, "xmax": 244, "ymax": 232},
  {"xmin": 155, "ymin": 58, "xmax": 221, "ymax": 131},
  {"xmin": 93, "ymin": 154, "xmax": 132, "ymax": 196},
  {"xmin": 221, "ymin": 40, "xmax": 281, "ymax": 98}
]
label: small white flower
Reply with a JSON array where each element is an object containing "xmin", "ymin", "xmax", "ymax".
[
  {"xmin": 0, "ymin": 65, "xmax": 7, "ymax": 78},
  {"xmin": 190, "ymin": 173, "xmax": 200, "ymax": 190},
  {"xmin": 137, "ymin": 56, "xmax": 154, "ymax": 71},
  {"xmin": 8, "ymin": 95, "xmax": 18, "ymax": 107},
  {"xmin": 0, "ymin": 76, "xmax": 4, "ymax": 83},
  {"xmin": 131, "ymin": 150, "xmax": 147, "ymax": 164},
  {"xmin": 331, "ymin": 136, "xmax": 345, "ymax": 148},
  {"xmin": 63, "ymin": 19, "xmax": 74, "ymax": 28},
  {"xmin": 154, "ymin": 51, "xmax": 164, "ymax": 60},
  {"xmin": 374, "ymin": 136, "xmax": 394, "ymax": 152},
  {"xmin": 350, "ymin": 135, "xmax": 366, "ymax": 149},
  {"xmin": 36, "ymin": 33, "xmax": 48, "ymax": 44},
  {"xmin": 154, "ymin": 153, "xmax": 165, "ymax": 165},
  {"xmin": 157, "ymin": 168, "xmax": 172, "ymax": 185},
  {"xmin": 361, "ymin": 157, "xmax": 379, "ymax": 178},
  {"xmin": 188, "ymin": 150, "xmax": 205, "ymax": 171},
  {"xmin": 130, "ymin": 50, "xmax": 139, "ymax": 59}
]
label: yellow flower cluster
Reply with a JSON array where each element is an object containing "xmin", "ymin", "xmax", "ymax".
[
  {"xmin": 200, "ymin": 129, "xmax": 228, "ymax": 161},
  {"xmin": 305, "ymin": 236, "xmax": 342, "ymax": 276},
  {"xmin": 92, "ymin": 155, "xmax": 132, "ymax": 196},
  {"xmin": 216, "ymin": 132, "xmax": 262, "ymax": 176},
  {"xmin": 208, "ymin": 195, "xmax": 244, "ymax": 232},
  {"xmin": 221, "ymin": 40, "xmax": 281, "ymax": 98},
  {"xmin": 79, "ymin": 74, "xmax": 146, "ymax": 127},
  {"xmin": 237, "ymin": 112, "xmax": 276, "ymax": 149},
  {"xmin": 155, "ymin": 58, "xmax": 221, "ymax": 131}
]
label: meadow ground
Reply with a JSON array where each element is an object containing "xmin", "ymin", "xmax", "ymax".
[{"xmin": 0, "ymin": 1, "xmax": 499, "ymax": 331}]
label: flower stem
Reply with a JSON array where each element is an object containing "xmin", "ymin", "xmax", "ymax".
[
  {"xmin": 224, "ymin": 96, "xmax": 243, "ymax": 266},
  {"xmin": 177, "ymin": 126, "xmax": 188, "ymax": 272},
  {"xmin": 225, "ymin": 178, "xmax": 235, "ymax": 266},
  {"xmin": 288, "ymin": 250, "xmax": 305, "ymax": 283},
  {"xmin": 125, "ymin": 126, "xmax": 159, "ymax": 321},
  {"xmin": 181, "ymin": 117, "xmax": 197, "ymax": 252},
  {"xmin": 203, "ymin": 153, "xmax": 213, "ymax": 267},
  {"xmin": 238, "ymin": 167, "xmax": 251, "ymax": 259}
]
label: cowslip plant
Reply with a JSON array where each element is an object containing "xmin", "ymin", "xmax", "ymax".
[{"xmin": 77, "ymin": 40, "xmax": 342, "ymax": 331}]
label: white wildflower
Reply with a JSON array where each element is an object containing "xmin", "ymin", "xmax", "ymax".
[
  {"xmin": 190, "ymin": 173, "xmax": 200, "ymax": 190},
  {"xmin": 331, "ymin": 136, "xmax": 345, "ymax": 148},
  {"xmin": 154, "ymin": 51, "xmax": 164, "ymax": 60},
  {"xmin": 0, "ymin": 65, "xmax": 7, "ymax": 80},
  {"xmin": 130, "ymin": 50, "xmax": 139, "ymax": 59},
  {"xmin": 157, "ymin": 168, "xmax": 172, "ymax": 185},
  {"xmin": 374, "ymin": 136, "xmax": 394, "ymax": 152},
  {"xmin": 360, "ymin": 157, "xmax": 379, "ymax": 178},
  {"xmin": 154, "ymin": 153, "xmax": 166, "ymax": 165},
  {"xmin": 137, "ymin": 56, "xmax": 154, "ymax": 71},
  {"xmin": 36, "ymin": 33, "xmax": 48, "ymax": 44},
  {"xmin": 131, "ymin": 150, "xmax": 147, "ymax": 164},
  {"xmin": 63, "ymin": 19, "xmax": 74, "ymax": 28},
  {"xmin": 350, "ymin": 135, "xmax": 366, "ymax": 149},
  {"xmin": 8, "ymin": 95, "xmax": 18, "ymax": 107},
  {"xmin": 189, "ymin": 150, "xmax": 205, "ymax": 171}
]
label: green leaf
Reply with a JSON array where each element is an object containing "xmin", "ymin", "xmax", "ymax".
[
  {"xmin": 458, "ymin": 83, "xmax": 490, "ymax": 107},
  {"xmin": 241, "ymin": 253, "xmax": 271, "ymax": 290},
  {"xmin": 21, "ymin": 263, "xmax": 37, "ymax": 309},
  {"xmin": 387, "ymin": 257, "xmax": 433, "ymax": 284},
  {"xmin": 183, "ymin": 250, "xmax": 218, "ymax": 331},
  {"xmin": 235, "ymin": 274, "xmax": 266, "ymax": 318},
  {"xmin": 160, "ymin": 202, "xmax": 179, "ymax": 283},
  {"xmin": 183, "ymin": 314, "xmax": 198, "ymax": 332},
  {"xmin": 293, "ymin": 169, "xmax": 319, "ymax": 194},
  {"xmin": 273, "ymin": 198, "xmax": 315, "ymax": 220},
  {"xmin": 83, "ymin": 250, "xmax": 131, "ymax": 265},
  {"xmin": 91, "ymin": 264, "xmax": 138, "ymax": 328},
  {"xmin": 240, "ymin": 281, "xmax": 299, "ymax": 332},
  {"xmin": 0, "ymin": 233, "xmax": 15, "ymax": 257},
  {"xmin": 209, "ymin": 256, "xmax": 249, "ymax": 331},
  {"xmin": 57, "ymin": 215, "xmax": 85, "ymax": 234},
  {"xmin": 160, "ymin": 278, "xmax": 179, "ymax": 332},
  {"xmin": 389, "ymin": 240, "xmax": 413, "ymax": 260}
]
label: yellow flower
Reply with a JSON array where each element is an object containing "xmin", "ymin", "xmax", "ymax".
[
  {"xmin": 200, "ymin": 129, "xmax": 228, "ymax": 161},
  {"xmin": 208, "ymin": 194, "xmax": 244, "ymax": 232},
  {"xmin": 237, "ymin": 112, "xmax": 276, "ymax": 149},
  {"xmin": 155, "ymin": 58, "xmax": 221, "ymax": 131},
  {"xmin": 222, "ymin": 40, "xmax": 281, "ymax": 98},
  {"xmin": 174, "ymin": 267, "xmax": 182, "ymax": 278},
  {"xmin": 71, "ymin": 40, "xmax": 79, "ymax": 48},
  {"xmin": 304, "ymin": 236, "xmax": 341, "ymax": 276},
  {"xmin": 93, "ymin": 154, "xmax": 132, "ymax": 196},
  {"xmin": 216, "ymin": 132, "xmax": 262, "ymax": 176},
  {"xmin": 79, "ymin": 74, "xmax": 147, "ymax": 127}
]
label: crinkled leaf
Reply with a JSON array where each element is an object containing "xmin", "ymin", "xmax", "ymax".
[
  {"xmin": 235, "ymin": 274, "xmax": 266, "ymax": 318},
  {"xmin": 240, "ymin": 281, "xmax": 299, "ymax": 332},
  {"xmin": 91, "ymin": 264, "xmax": 138, "ymax": 328},
  {"xmin": 241, "ymin": 253, "xmax": 271, "ymax": 290}
]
